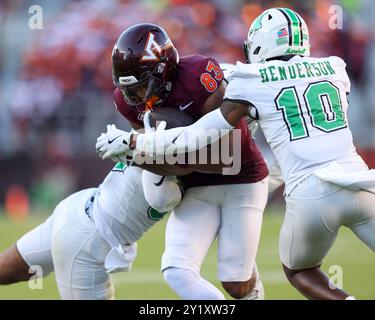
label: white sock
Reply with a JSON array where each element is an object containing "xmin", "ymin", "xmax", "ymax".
[{"xmin": 163, "ymin": 267, "xmax": 225, "ymax": 300}]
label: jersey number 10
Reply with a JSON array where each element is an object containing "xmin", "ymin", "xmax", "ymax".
[{"xmin": 275, "ymin": 80, "xmax": 347, "ymax": 141}]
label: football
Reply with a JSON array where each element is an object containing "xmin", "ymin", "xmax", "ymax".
[
  {"xmin": 135, "ymin": 107, "xmax": 198, "ymax": 176},
  {"xmin": 148, "ymin": 107, "xmax": 195, "ymax": 129}
]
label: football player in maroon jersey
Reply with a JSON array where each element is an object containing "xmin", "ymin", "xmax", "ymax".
[{"xmin": 98, "ymin": 23, "xmax": 269, "ymax": 299}]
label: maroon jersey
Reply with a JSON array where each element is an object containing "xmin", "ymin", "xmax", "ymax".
[{"xmin": 114, "ymin": 54, "xmax": 268, "ymax": 189}]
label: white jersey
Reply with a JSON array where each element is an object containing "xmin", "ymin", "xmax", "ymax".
[
  {"xmin": 225, "ymin": 55, "xmax": 359, "ymax": 194},
  {"xmin": 91, "ymin": 165, "xmax": 162, "ymax": 247}
]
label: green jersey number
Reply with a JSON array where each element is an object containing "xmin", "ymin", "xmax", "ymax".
[{"xmin": 275, "ymin": 81, "xmax": 347, "ymax": 141}]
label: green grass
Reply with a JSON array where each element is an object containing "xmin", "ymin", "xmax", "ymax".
[{"xmin": 0, "ymin": 209, "xmax": 374, "ymax": 300}]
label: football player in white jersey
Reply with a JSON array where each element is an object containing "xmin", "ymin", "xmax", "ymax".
[
  {"xmin": 99, "ymin": 8, "xmax": 375, "ymax": 300},
  {"xmin": 0, "ymin": 148, "xmax": 182, "ymax": 299}
]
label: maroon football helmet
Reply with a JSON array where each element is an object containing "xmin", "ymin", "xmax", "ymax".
[{"xmin": 112, "ymin": 23, "xmax": 179, "ymax": 110}]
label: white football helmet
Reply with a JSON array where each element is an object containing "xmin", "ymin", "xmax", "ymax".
[{"xmin": 243, "ymin": 8, "xmax": 310, "ymax": 64}]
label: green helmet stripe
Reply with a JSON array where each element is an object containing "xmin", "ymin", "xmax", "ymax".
[
  {"xmin": 283, "ymin": 8, "xmax": 301, "ymax": 46},
  {"xmin": 282, "ymin": 8, "xmax": 301, "ymax": 46},
  {"xmin": 279, "ymin": 8, "xmax": 302, "ymax": 47},
  {"xmin": 277, "ymin": 8, "xmax": 293, "ymax": 46},
  {"xmin": 294, "ymin": 12, "xmax": 304, "ymax": 46}
]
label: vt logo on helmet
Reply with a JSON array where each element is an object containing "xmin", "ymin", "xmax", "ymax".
[
  {"xmin": 243, "ymin": 8, "xmax": 310, "ymax": 64},
  {"xmin": 140, "ymin": 32, "xmax": 163, "ymax": 62},
  {"xmin": 112, "ymin": 23, "xmax": 179, "ymax": 110}
]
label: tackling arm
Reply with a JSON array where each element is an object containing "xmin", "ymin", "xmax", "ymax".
[
  {"xmin": 128, "ymin": 116, "xmax": 227, "ymax": 175},
  {"xmin": 131, "ymin": 100, "xmax": 249, "ymax": 156}
]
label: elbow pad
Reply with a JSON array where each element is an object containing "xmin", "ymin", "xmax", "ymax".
[{"xmin": 142, "ymin": 171, "xmax": 182, "ymax": 213}]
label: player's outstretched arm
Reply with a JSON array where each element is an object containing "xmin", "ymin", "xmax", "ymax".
[
  {"xmin": 95, "ymin": 103, "xmax": 243, "ymax": 160},
  {"xmin": 130, "ymin": 100, "xmax": 248, "ymax": 156}
]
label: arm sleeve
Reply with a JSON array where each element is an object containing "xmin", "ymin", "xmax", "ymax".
[
  {"xmin": 142, "ymin": 171, "xmax": 182, "ymax": 213},
  {"xmin": 135, "ymin": 107, "xmax": 234, "ymax": 155}
]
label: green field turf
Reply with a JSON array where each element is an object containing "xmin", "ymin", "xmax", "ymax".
[{"xmin": 0, "ymin": 209, "xmax": 374, "ymax": 300}]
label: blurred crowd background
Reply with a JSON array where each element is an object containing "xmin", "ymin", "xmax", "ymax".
[{"xmin": 0, "ymin": 0, "xmax": 374, "ymax": 216}]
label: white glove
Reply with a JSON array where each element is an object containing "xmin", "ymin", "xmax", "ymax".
[
  {"xmin": 143, "ymin": 110, "xmax": 167, "ymax": 133},
  {"xmin": 96, "ymin": 124, "xmax": 133, "ymax": 160}
]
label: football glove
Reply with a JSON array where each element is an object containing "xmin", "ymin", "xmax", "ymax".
[
  {"xmin": 143, "ymin": 110, "xmax": 167, "ymax": 134},
  {"xmin": 96, "ymin": 124, "xmax": 133, "ymax": 161}
]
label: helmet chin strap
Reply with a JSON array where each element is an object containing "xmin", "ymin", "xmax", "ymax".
[
  {"xmin": 145, "ymin": 77, "xmax": 156, "ymax": 99},
  {"xmin": 144, "ymin": 77, "xmax": 160, "ymax": 110}
]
